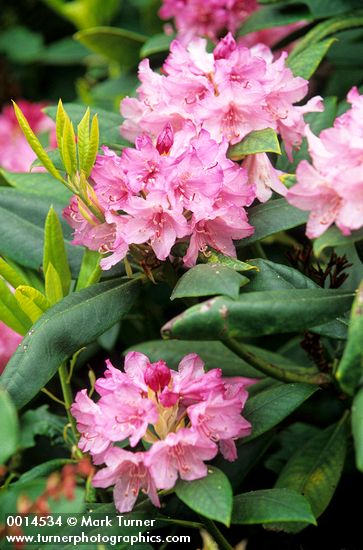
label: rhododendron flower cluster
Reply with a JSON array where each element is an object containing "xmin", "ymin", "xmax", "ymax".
[
  {"xmin": 71, "ymin": 352, "xmax": 254, "ymax": 512},
  {"xmin": 159, "ymin": 0, "xmax": 257, "ymax": 43},
  {"xmin": 0, "ymin": 100, "xmax": 55, "ymax": 172},
  {"xmin": 121, "ymin": 33, "xmax": 322, "ymax": 202},
  {"xmin": 287, "ymin": 87, "xmax": 363, "ymax": 238},
  {"xmin": 0, "ymin": 322, "xmax": 22, "ymax": 375},
  {"xmin": 64, "ymin": 124, "xmax": 255, "ymax": 268}
]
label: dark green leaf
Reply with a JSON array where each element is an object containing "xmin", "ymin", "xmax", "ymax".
[
  {"xmin": 335, "ymin": 281, "xmax": 363, "ymax": 395},
  {"xmin": 39, "ymin": 37, "xmax": 89, "ymax": 65},
  {"xmin": 161, "ymin": 289, "xmax": 354, "ymax": 340},
  {"xmin": 243, "ymin": 259, "xmax": 317, "ymax": 292},
  {"xmin": 19, "ymin": 405, "xmax": 67, "ymax": 449},
  {"xmin": 352, "ymin": 387, "xmax": 363, "ymax": 471},
  {"xmin": 1, "ymin": 278, "xmax": 141, "ymax": 409},
  {"xmin": 243, "ymin": 383, "xmax": 317, "ymax": 441},
  {"xmin": 140, "ymin": 33, "xmax": 173, "ymax": 57},
  {"xmin": 287, "ymin": 39, "xmax": 336, "ymax": 79},
  {"xmin": 75, "ymin": 27, "xmax": 147, "ymax": 67},
  {"xmin": 232, "ymin": 489, "xmax": 316, "ymax": 526},
  {"xmin": 0, "ymin": 387, "xmax": 19, "ymax": 464},
  {"xmin": 275, "ymin": 418, "xmax": 348, "ymax": 532},
  {"xmin": 239, "ymin": 5, "xmax": 311, "ymax": 36},
  {"xmin": 16, "ymin": 459, "xmax": 75, "ymax": 485},
  {"xmin": 314, "ymin": 226, "xmax": 363, "ymax": 256},
  {"xmin": 228, "ymin": 128, "xmax": 281, "ymax": 160},
  {"xmin": 171, "ymin": 264, "xmax": 249, "ymax": 300},
  {"xmin": 175, "ymin": 467, "xmax": 233, "ymax": 526},
  {"xmin": 0, "ymin": 170, "xmax": 71, "ymax": 204},
  {"xmin": 237, "ymin": 199, "xmax": 308, "ymax": 247}
]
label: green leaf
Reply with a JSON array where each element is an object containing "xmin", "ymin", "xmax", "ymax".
[
  {"xmin": 0, "ymin": 278, "xmax": 31, "ymax": 335},
  {"xmin": 287, "ymin": 38, "xmax": 336, "ymax": 79},
  {"xmin": 44, "ymin": 207, "xmax": 72, "ymax": 296},
  {"xmin": 39, "ymin": 37, "xmax": 89, "ymax": 65},
  {"xmin": 46, "ymin": 103, "xmax": 124, "ymax": 147},
  {"xmin": 0, "ymin": 387, "xmax": 19, "ymax": 464},
  {"xmin": 0, "ymin": 189, "xmax": 83, "ymax": 275},
  {"xmin": 300, "ymin": 0, "xmax": 363, "ymax": 17},
  {"xmin": 0, "ymin": 169, "xmax": 72, "ymax": 204},
  {"xmin": 239, "ymin": 4, "xmax": 311, "ymax": 36},
  {"xmin": 227, "ymin": 128, "xmax": 281, "ymax": 160},
  {"xmin": 203, "ymin": 251, "xmax": 258, "ymax": 272},
  {"xmin": 12, "ymin": 101, "xmax": 64, "ymax": 182},
  {"xmin": 237, "ymin": 199, "xmax": 308, "ymax": 248},
  {"xmin": 76, "ymin": 249, "xmax": 102, "ymax": 291},
  {"xmin": 314, "ymin": 226, "xmax": 363, "ymax": 256},
  {"xmin": 175, "ymin": 467, "xmax": 233, "ymax": 526},
  {"xmin": 45, "ymin": 263, "xmax": 64, "ymax": 305},
  {"xmin": 243, "ymin": 382, "xmax": 317, "ymax": 441},
  {"xmin": 161, "ymin": 289, "xmax": 354, "ymax": 341},
  {"xmin": 275, "ymin": 418, "xmax": 348, "ymax": 532},
  {"xmin": 352, "ymin": 387, "xmax": 363, "ymax": 471},
  {"xmin": 1, "ymin": 278, "xmax": 141, "ymax": 409},
  {"xmin": 335, "ymin": 281, "xmax": 363, "ymax": 395},
  {"xmin": 77, "ymin": 107, "xmax": 90, "ymax": 173},
  {"xmin": 232, "ymin": 489, "xmax": 316, "ymax": 526},
  {"xmin": 0, "ymin": 257, "xmax": 28, "ymax": 289},
  {"xmin": 243, "ymin": 259, "xmax": 317, "ymax": 292},
  {"xmin": 75, "ymin": 27, "xmax": 147, "ymax": 67},
  {"xmin": 171, "ymin": 264, "xmax": 249, "ymax": 301},
  {"xmin": 140, "ymin": 33, "xmax": 174, "ymax": 57},
  {"xmin": 19, "ymin": 405, "xmax": 67, "ymax": 450},
  {"xmin": 14, "ymin": 286, "xmax": 50, "ymax": 323},
  {"xmin": 86, "ymin": 114, "xmax": 100, "ymax": 175}
]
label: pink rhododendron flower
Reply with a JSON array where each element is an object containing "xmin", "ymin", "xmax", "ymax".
[
  {"xmin": 0, "ymin": 100, "xmax": 55, "ymax": 172},
  {"xmin": 72, "ymin": 352, "xmax": 254, "ymax": 512},
  {"xmin": 0, "ymin": 322, "xmax": 22, "ymax": 375},
  {"xmin": 159, "ymin": 0, "xmax": 257, "ymax": 44},
  {"xmin": 286, "ymin": 87, "xmax": 363, "ymax": 238}
]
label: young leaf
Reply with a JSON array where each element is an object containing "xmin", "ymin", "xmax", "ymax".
[
  {"xmin": 232, "ymin": 489, "xmax": 316, "ymax": 526},
  {"xmin": 12, "ymin": 101, "xmax": 64, "ymax": 183},
  {"xmin": 203, "ymin": 251, "xmax": 258, "ymax": 272},
  {"xmin": 14, "ymin": 286, "xmax": 50, "ymax": 323},
  {"xmin": 228, "ymin": 128, "xmax": 281, "ymax": 160},
  {"xmin": 162, "ymin": 289, "xmax": 354, "ymax": 341},
  {"xmin": 0, "ymin": 257, "xmax": 28, "ymax": 289},
  {"xmin": 175, "ymin": 467, "xmax": 233, "ymax": 527},
  {"xmin": 274, "ymin": 417, "xmax": 348, "ymax": 532},
  {"xmin": 171, "ymin": 264, "xmax": 249, "ymax": 300},
  {"xmin": 86, "ymin": 114, "xmax": 99, "ymax": 177},
  {"xmin": 352, "ymin": 387, "xmax": 363, "ymax": 471},
  {"xmin": 43, "ymin": 206, "xmax": 72, "ymax": 296},
  {"xmin": 55, "ymin": 98, "xmax": 67, "ymax": 153},
  {"xmin": 61, "ymin": 116, "xmax": 77, "ymax": 177},
  {"xmin": 0, "ymin": 278, "xmax": 31, "ymax": 335},
  {"xmin": 243, "ymin": 383, "xmax": 317, "ymax": 441},
  {"xmin": 1, "ymin": 278, "xmax": 141, "ymax": 409},
  {"xmin": 77, "ymin": 107, "xmax": 90, "ymax": 173},
  {"xmin": 45, "ymin": 262, "xmax": 64, "ymax": 305},
  {"xmin": 76, "ymin": 249, "xmax": 102, "ymax": 291},
  {"xmin": 0, "ymin": 388, "xmax": 19, "ymax": 464},
  {"xmin": 335, "ymin": 281, "xmax": 363, "ymax": 395}
]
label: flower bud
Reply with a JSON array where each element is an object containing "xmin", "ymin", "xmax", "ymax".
[
  {"xmin": 156, "ymin": 123, "xmax": 173, "ymax": 155},
  {"xmin": 144, "ymin": 360, "xmax": 171, "ymax": 392}
]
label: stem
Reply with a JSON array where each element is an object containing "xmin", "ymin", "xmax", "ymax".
[
  {"xmin": 223, "ymin": 338, "xmax": 332, "ymax": 385},
  {"xmin": 200, "ymin": 518, "xmax": 234, "ymax": 550},
  {"xmin": 58, "ymin": 362, "xmax": 78, "ymax": 440},
  {"xmin": 251, "ymin": 242, "xmax": 267, "ymax": 260}
]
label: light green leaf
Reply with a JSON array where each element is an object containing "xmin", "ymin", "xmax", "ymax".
[
  {"xmin": 44, "ymin": 207, "xmax": 72, "ymax": 296},
  {"xmin": 86, "ymin": 114, "xmax": 99, "ymax": 176},
  {"xmin": 171, "ymin": 264, "xmax": 249, "ymax": 300},
  {"xmin": 0, "ymin": 257, "xmax": 28, "ymax": 289},
  {"xmin": 203, "ymin": 251, "xmax": 258, "ymax": 272},
  {"xmin": 14, "ymin": 286, "xmax": 50, "ymax": 323},
  {"xmin": 175, "ymin": 467, "xmax": 233, "ymax": 526},
  {"xmin": 1, "ymin": 278, "xmax": 141, "ymax": 409},
  {"xmin": 140, "ymin": 33, "xmax": 174, "ymax": 58},
  {"xmin": 232, "ymin": 489, "xmax": 316, "ymax": 526},
  {"xmin": 228, "ymin": 128, "xmax": 281, "ymax": 160},
  {"xmin": 0, "ymin": 387, "xmax": 19, "ymax": 464},
  {"xmin": 77, "ymin": 107, "xmax": 90, "ymax": 173},
  {"xmin": 45, "ymin": 262, "xmax": 65, "ymax": 305},
  {"xmin": 12, "ymin": 101, "xmax": 64, "ymax": 182},
  {"xmin": 0, "ymin": 278, "xmax": 31, "ymax": 335}
]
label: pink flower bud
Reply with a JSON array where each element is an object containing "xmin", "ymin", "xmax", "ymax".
[
  {"xmin": 156, "ymin": 123, "xmax": 173, "ymax": 155},
  {"xmin": 144, "ymin": 360, "xmax": 171, "ymax": 392}
]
